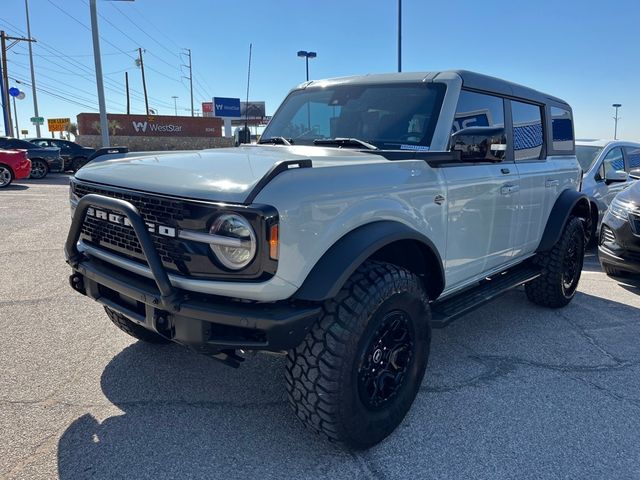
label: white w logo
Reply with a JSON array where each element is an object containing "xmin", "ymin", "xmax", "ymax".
[{"xmin": 132, "ymin": 121, "xmax": 148, "ymax": 132}]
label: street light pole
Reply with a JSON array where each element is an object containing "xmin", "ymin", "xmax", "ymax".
[
  {"xmin": 172, "ymin": 96, "xmax": 178, "ymax": 116},
  {"xmin": 89, "ymin": 0, "xmax": 109, "ymax": 147},
  {"xmin": 24, "ymin": 0, "xmax": 41, "ymax": 137},
  {"xmin": 612, "ymin": 103, "xmax": 621, "ymax": 140},
  {"xmin": 397, "ymin": 0, "xmax": 402, "ymax": 72},
  {"xmin": 297, "ymin": 50, "xmax": 317, "ymax": 82}
]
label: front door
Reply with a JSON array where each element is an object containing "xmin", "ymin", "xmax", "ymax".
[{"xmin": 443, "ymin": 90, "xmax": 519, "ymax": 289}]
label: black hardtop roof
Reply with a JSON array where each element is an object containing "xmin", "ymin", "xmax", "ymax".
[{"xmin": 450, "ymin": 70, "xmax": 570, "ymax": 108}]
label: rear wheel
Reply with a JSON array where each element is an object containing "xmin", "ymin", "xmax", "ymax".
[
  {"xmin": 285, "ymin": 261, "xmax": 431, "ymax": 449},
  {"xmin": 526, "ymin": 216, "xmax": 585, "ymax": 308},
  {"xmin": 29, "ymin": 159, "xmax": 48, "ymax": 179},
  {"xmin": 104, "ymin": 306, "xmax": 172, "ymax": 344},
  {"xmin": 0, "ymin": 164, "xmax": 13, "ymax": 188},
  {"xmin": 584, "ymin": 208, "xmax": 598, "ymax": 248}
]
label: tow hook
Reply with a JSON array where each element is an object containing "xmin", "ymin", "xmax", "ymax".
[{"xmin": 69, "ymin": 274, "xmax": 85, "ymax": 295}]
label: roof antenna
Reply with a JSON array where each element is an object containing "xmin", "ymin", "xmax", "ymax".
[{"xmin": 244, "ymin": 43, "xmax": 252, "ymax": 143}]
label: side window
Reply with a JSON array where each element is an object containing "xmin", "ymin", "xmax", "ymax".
[
  {"xmin": 598, "ymin": 148, "xmax": 624, "ymax": 180},
  {"xmin": 33, "ymin": 140, "xmax": 49, "ymax": 147},
  {"xmin": 623, "ymin": 146, "xmax": 640, "ymax": 177},
  {"xmin": 550, "ymin": 106, "xmax": 574, "ymax": 152},
  {"xmin": 452, "ymin": 90, "xmax": 505, "ymax": 133},
  {"xmin": 511, "ymin": 101, "xmax": 544, "ymax": 161}
]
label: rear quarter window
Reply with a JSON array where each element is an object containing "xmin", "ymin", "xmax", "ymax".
[{"xmin": 550, "ymin": 107, "xmax": 574, "ymax": 152}]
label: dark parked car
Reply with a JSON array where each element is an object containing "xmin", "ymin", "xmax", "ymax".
[
  {"xmin": 599, "ymin": 180, "xmax": 640, "ymax": 276},
  {"xmin": 0, "ymin": 137, "xmax": 63, "ymax": 179},
  {"xmin": 27, "ymin": 138, "xmax": 95, "ymax": 171}
]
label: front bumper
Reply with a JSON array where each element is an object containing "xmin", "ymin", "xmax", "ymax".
[
  {"xmin": 598, "ymin": 213, "xmax": 640, "ymax": 274},
  {"xmin": 65, "ymin": 194, "xmax": 320, "ymax": 360},
  {"xmin": 47, "ymin": 157, "xmax": 64, "ymax": 173}
]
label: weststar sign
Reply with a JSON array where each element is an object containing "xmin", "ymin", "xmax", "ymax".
[{"xmin": 77, "ymin": 113, "xmax": 223, "ymax": 137}]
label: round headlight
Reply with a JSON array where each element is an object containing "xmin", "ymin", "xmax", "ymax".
[{"xmin": 209, "ymin": 214, "xmax": 256, "ymax": 270}]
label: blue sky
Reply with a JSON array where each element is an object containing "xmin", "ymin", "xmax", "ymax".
[{"xmin": 1, "ymin": 0, "xmax": 638, "ymax": 140}]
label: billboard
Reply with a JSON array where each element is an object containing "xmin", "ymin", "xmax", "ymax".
[
  {"xmin": 213, "ymin": 97, "xmax": 241, "ymax": 118},
  {"xmin": 77, "ymin": 113, "xmax": 223, "ymax": 137},
  {"xmin": 202, "ymin": 102, "xmax": 213, "ymax": 117},
  {"xmin": 48, "ymin": 117, "xmax": 71, "ymax": 132},
  {"xmin": 241, "ymin": 101, "xmax": 266, "ymax": 119}
]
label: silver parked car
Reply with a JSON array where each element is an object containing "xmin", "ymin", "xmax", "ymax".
[{"xmin": 576, "ymin": 139, "xmax": 639, "ymax": 244}]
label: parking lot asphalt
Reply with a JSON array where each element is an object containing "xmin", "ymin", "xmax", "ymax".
[{"xmin": 1, "ymin": 174, "xmax": 639, "ymax": 480}]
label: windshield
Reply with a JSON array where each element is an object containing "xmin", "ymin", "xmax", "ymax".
[
  {"xmin": 262, "ymin": 83, "xmax": 446, "ymax": 149},
  {"xmin": 576, "ymin": 145, "xmax": 603, "ymax": 172}
]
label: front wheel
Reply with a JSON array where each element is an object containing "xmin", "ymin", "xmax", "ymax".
[
  {"xmin": 285, "ymin": 261, "xmax": 431, "ymax": 449},
  {"xmin": 526, "ymin": 216, "xmax": 585, "ymax": 308},
  {"xmin": 29, "ymin": 159, "xmax": 49, "ymax": 179}
]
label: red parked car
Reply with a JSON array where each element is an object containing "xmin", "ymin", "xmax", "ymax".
[{"xmin": 0, "ymin": 149, "xmax": 31, "ymax": 188}]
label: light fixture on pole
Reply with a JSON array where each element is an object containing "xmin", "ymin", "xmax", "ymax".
[
  {"xmin": 171, "ymin": 96, "xmax": 178, "ymax": 116},
  {"xmin": 612, "ymin": 103, "xmax": 622, "ymax": 140},
  {"xmin": 297, "ymin": 50, "xmax": 317, "ymax": 82}
]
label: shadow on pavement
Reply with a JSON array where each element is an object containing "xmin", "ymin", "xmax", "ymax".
[
  {"xmin": 23, "ymin": 173, "xmax": 72, "ymax": 186},
  {"xmin": 56, "ymin": 289, "xmax": 640, "ymax": 479},
  {"xmin": 1, "ymin": 183, "xmax": 29, "ymax": 191},
  {"xmin": 56, "ymin": 343, "xmax": 354, "ymax": 480}
]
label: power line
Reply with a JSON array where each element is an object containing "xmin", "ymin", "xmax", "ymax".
[{"xmin": 11, "ymin": 75, "xmax": 98, "ymax": 110}]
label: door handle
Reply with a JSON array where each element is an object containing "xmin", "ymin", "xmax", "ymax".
[
  {"xmin": 500, "ymin": 184, "xmax": 519, "ymax": 195},
  {"xmin": 545, "ymin": 179, "xmax": 560, "ymax": 188}
]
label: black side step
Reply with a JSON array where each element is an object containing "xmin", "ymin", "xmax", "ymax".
[{"xmin": 430, "ymin": 265, "xmax": 542, "ymax": 328}]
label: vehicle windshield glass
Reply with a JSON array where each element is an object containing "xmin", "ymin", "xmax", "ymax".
[
  {"xmin": 576, "ymin": 145, "xmax": 603, "ymax": 172},
  {"xmin": 262, "ymin": 83, "xmax": 446, "ymax": 149}
]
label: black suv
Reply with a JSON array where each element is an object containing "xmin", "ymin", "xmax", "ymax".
[
  {"xmin": 27, "ymin": 138, "xmax": 95, "ymax": 172},
  {"xmin": 599, "ymin": 180, "xmax": 640, "ymax": 276}
]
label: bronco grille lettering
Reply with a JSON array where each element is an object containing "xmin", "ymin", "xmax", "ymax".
[{"xmin": 86, "ymin": 207, "xmax": 177, "ymax": 238}]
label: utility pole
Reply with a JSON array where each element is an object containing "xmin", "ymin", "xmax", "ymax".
[
  {"xmin": 89, "ymin": 0, "xmax": 109, "ymax": 147},
  {"xmin": 24, "ymin": 0, "xmax": 41, "ymax": 137},
  {"xmin": 612, "ymin": 103, "xmax": 622, "ymax": 140},
  {"xmin": 0, "ymin": 31, "xmax": 10, "ymax": 136},
  {"xmin": 137, "ymin": 48, "xmax": 149, "ymax": 115},
  {"xmin": 182, "ymin": 48, "xmax": 194, "ymax": 117},
  {"xmin": 245, "ymin": 43, "xmax": 252, "ymax": 138},
  {"xmin": 1, "ymin": 31, "xmax": 35, "ymax": 137},
  {"xmin": 171, "ymin": 95, "xmax": 178, "ymax": 116},
  {"xmin": 125, "ymin": 71, "xmax": 130, "ymax": 114},
  {"xmin": 397, "ymin": 0, "xmax": 402, "ymax": 72},
  {"xmin": 12, "ymin": 95, "xmax": 19, "ymax": 138}
]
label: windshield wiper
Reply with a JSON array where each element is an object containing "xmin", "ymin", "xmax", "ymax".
[
  {"xmin": 258, "ymin": 136, "xmax": 292, "ymax": 146},
  {"xmin": 313, "ymin": 138, "xmax": 378, "ymax": 150}
]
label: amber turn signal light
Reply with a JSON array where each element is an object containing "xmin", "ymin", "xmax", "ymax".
[{"xmin": 269, "ymin": 224, "xmax": 279, "ymax": 260}]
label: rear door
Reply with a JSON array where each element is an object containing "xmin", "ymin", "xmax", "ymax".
[
  {"xmin": 442, "ymin": 90, "xmax": 519, "ymax": 288},
  {"xmin": 510, "ymin": 100, "xmax": 551, "ymax": 257}
]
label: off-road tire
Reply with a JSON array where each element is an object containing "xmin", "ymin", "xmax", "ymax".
[
  {"xmin": 104, "ymin": 306, "xmax": 172, "ymax": 344},
  {"xmin": 602, "ymin": 263, "xmax": 626, "ymax": 277},
  {"xmin": 584, "ymin": 208, "xmax": 598, "ymax": 248},
  {"xmin": 526, "ymin": 216, "xmax": 585, "ymax": 308},
  {"xmin": 285, "ymin": 261, "xmax": 431, "ymax": 449}
]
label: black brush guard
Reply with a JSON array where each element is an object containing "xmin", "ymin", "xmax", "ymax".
[{"xmin": 65, "ymin": 194, "xmax": 320, "ymax": 367}]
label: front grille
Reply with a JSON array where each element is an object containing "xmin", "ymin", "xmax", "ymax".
[
  {"xmin": 630, "ymin": 213, "xmax": 640, "ymax": 235},
  {"xmin": 600, "ymin": 225, "xmax": 616, "ymax": 244},
  {"xmin": 73, "ymin": 182, "xmax": 193, "ymax": 274}
]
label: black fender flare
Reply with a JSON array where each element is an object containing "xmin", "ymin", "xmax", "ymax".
[
  {"xmin": 536, "ymin": 189, "xmax": 590, "ymax": 252},
  {"xmin": 293, "ymin": 221, "xmax": 444, "ymax": 302}
]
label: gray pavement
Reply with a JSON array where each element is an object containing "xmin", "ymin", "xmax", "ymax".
[{"xmin": 1, "ymin": 174, "xmax": 639, "ymax": 479}]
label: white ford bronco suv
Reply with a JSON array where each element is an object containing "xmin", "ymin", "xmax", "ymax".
[{"xmin": 66, "ymin": 70, "xmax": 589, "ymax": 448}]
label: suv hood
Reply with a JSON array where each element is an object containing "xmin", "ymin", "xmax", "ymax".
[{"xmin": 75, "ymin": 145, "xmax": 387, "ymax": 203}]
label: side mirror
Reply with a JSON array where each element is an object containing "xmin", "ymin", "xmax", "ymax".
[
  {"xmin": 605, "ymin": 169, "xmax": 629, "ymax": 184},
  {"xmin": 451, "ymin": 126, "xmax": 507, "ymax": 162}
]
